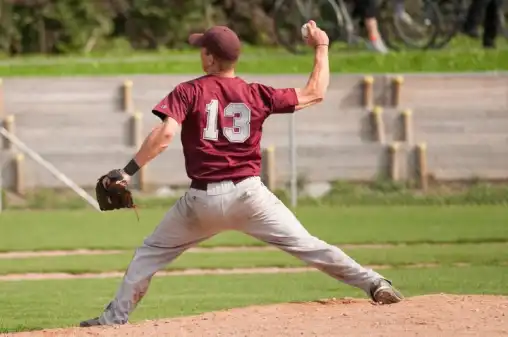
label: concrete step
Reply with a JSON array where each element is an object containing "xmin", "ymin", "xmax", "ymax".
[
  {"xmin": 426, "ymin": 144, "xmax": 508, "ymax": 180},
  {"xmin": 15, "ymin": 126, "xmax": 130, "ymax": 152},
  {"xmin": 413, "ymin": 134, "xmax": 508, "ymax": 145},
  {"xmin": 3, "ymin": 143, "xmax": 391, "ymax": 188}
]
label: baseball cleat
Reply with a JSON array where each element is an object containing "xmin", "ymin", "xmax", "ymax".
[
  {"xmin": 370, "ymin": 279, "xmax": 404, "ymax": 304},
  {"xmin": 79, "ymin": 317, "xmax": 102, "ymax": 327}
]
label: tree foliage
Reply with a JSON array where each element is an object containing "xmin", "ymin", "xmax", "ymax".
[{"xmin": 0, "ymin": 0, "xmax": 279, "ymax": 55}]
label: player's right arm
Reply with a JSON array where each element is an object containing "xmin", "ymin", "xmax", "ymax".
[
  {"xmin": 251, "ymin": 21, "xmax": 329, "ymax": 116},
  {"xmin": 294, "ymin": 21, "xmax": 330, "ymax": 111},
  {"xmin": 116, "ymin": 83, "xmax": 191, "ymax": 179}
]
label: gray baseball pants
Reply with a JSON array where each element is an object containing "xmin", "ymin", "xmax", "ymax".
[{"xmin": 98, "ymin": 176, "xmax": 385, "ymax": 325}]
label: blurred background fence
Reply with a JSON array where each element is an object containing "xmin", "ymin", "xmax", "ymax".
[{"xmin": 1, "ymin": 72, "xmax": 507, "ymax": 199}]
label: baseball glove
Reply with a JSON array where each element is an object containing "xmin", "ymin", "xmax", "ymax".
[{"xmin": 95, "ymin": 169, "xmax": 137, "ymax": 218}]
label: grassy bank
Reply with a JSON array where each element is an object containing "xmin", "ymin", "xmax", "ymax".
[
  {"xmin": 0, "ymin": 39, "xmax": 507, "ymax": 76},
  {"xmin": 4, "ymin": 180, "xmax": 508, "ymax": 211}
]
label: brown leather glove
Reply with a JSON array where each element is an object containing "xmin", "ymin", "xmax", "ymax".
[{"xmin": 95, "ymin": 169, "xmax": 135, "ymax": 211}]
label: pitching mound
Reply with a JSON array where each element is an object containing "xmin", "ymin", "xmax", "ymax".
[{"xmin": 8, "ymin": 294, "xmax": 508, "ymax": 337}]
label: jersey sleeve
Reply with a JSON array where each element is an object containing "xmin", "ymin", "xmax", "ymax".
[
  {"xmin": 254, "ymin": 83, "xmax": 298, "ymax": 115},
  {"xmin": 152, "ymin": 83, "xmax": 192, "ymax": 123}
]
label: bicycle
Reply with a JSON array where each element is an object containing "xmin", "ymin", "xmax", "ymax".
[
  {"xmin": 429, "ymin": 0, "xmax": 508, "ymax": 49},
  {"xmin": 379, "ymin": 0, "xmax": 446, "ymax": 49},
  {"xmin": 271, "ymin": 0, "xmax": 443, "ymax": 53}
]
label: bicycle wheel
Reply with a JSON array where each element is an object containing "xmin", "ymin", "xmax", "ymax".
[
  {"xmin": 430, "ymin": 0, "xmax": 468, "ymax": 49},
  {"xmin": 272, "ymin": 0, "xmax": 343, "ymax": 54},
  {"xmin": 377, "ymin": 0, "xmax": 404, "ymax": 51},
  {"xmin": 379, "ymin": 0, "xmax": 441, "ymax": 50}
]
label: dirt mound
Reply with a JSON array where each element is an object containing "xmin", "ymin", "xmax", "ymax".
[{"xmin": 7, "ymin": 294, "xmax": 508, "ymax": 337}]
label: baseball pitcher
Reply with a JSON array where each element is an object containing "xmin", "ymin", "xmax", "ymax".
[{"xmin": 82, "ymin": 21, "xmax": 403, "ymax": 327}]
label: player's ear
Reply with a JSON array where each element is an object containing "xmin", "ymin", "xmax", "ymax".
[
  {"xmin": 200, "ymin": 47, "xmax": 209, "ymax": 58},
  {"xmin": 205, "ymin": 51, "xmax": 214, "ymax": 67}
]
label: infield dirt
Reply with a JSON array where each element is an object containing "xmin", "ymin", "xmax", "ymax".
[{"xmin": 6, "ymin": 294, "xmax": 508, "ymax": 337}]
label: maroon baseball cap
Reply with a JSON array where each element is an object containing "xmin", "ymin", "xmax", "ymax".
[{"xmin": 188, "ymin": 26, "xmax": 241, "ymax": 62}]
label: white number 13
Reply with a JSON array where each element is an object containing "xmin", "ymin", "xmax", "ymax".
[{"xmin": 203, "ymin": 99, "xmax": 251, "ymax": 143}]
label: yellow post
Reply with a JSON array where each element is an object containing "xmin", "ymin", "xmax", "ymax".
[
  {"xmin": 0, "ymin": 78, "xmax": 4, "ymax": 118},
  {"xmin": 262, "ymin": 146, "xmax": 276, "ymax": 191},
  {"xmin": 401, "ymin": 109, "xmax": 413, "ymax": 143},
  {"xmin": 132, "ymin": 111, "xmax": 143, "ymax": 148},
  {"xmin": 389, "ymin": 143, "xmax": 400, "ymax": 181},
  {"xmin": 137, "ymin": 166, "xmax": 146, "ymax": 192},
  {"xmin": 2, "ymin": 115, "xmax": 15, "ymax": 150},
  {"xmin": 363, "ymin": 76, "xmax": 374, "ymax": 108},
  {"xmin": 131, "ymin": 111, "xmax": 145, "ymax": 190},
  {"xmin": 416, "ymin": 143, "xmax": 428, "ymax": 191},
  {"xmin": 14, "ymin": 153, "xmax": 24, "ymax": 195},
  {"xmin": 371, "ymin": 106, "xmax": 385, "ymax": 143},
  {"xmin": 123, "ymin": 80, "xmax": 134, "ymax": 113},
  {"xmin": 392, "ymin": 76, "xmax": 404, "ymax": 107}
]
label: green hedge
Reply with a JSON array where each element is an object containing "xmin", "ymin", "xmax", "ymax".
[{"xmin": 0, "ymin": 0, "xmax": 276, "ymax": 55}]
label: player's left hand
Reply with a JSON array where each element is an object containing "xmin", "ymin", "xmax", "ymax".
[
  {"xmin": 95, "ymin": 169, "xmax": 135, "ymax": 212},
  {"xmin": 101, "ymin": 169, "xmax": 131, "ymax": 190}
]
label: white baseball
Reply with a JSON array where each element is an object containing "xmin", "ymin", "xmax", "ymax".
[{"xmin": 301, "ymin": 23, "xmax": 309, "ymax": 40}]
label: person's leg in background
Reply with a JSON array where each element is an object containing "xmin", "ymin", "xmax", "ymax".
[
  {"xmin": 364, "ymin": 0, "xmax": 390, "ymax": 53},
  {"xmin": 463, "ymin": 0, "xmax": 488, "ymax": 38},
  {"xmin": 355, "ymin": 0, "xmax": 389, "ymax": 53},
  {"xmin": 482, "ymin": 0, "xmax": 501, "ymax": 47}
]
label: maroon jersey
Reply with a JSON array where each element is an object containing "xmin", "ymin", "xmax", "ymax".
[{"xmin": 152, "ymin": 74, "xmax": 298, "ymax": 182}]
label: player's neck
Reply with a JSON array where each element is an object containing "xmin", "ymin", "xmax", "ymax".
[{"xmin": 206, "ymin": 69, "xmax": 236, "ymax": 78}]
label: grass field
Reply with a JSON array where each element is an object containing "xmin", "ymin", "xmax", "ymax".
[
  {"xmin": 1, "ymin": 206, "xmax": 507, "ymax": 251},
  {"xmin": 0, "ymin": 38, "xmax": 507, "ymax": 76},
  {"xmin": 0, "ymin": 243, "xmax": 506, "ymax": 275},
  {"xmin": 0, "ymin": 205, "xmax": 507, "ymax": 333}
]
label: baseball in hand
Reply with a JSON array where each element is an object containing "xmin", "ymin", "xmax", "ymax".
[{"xmin": 301, "ymin": 23, "xmax": 309, "ymax": 40}]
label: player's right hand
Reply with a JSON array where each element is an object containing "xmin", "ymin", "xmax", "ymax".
[{"xmin": 304, "ymin": 20, "xmax": 329, "ymax": 48}]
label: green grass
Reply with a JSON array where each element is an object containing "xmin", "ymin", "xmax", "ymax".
[
  {"xmin": 0, "ymin": 266, "xmax": 506, "ymax": 332},
  {"xmin": 0, "ymin": 41, "xmax": 507, "ymax": 76},
  {"xmin": 1, "ymin": 206, "xmax": 506, "ymax": 251},
  {"xmin": 0, "ymin": 243, "xmax": 506, "ymax": 275}
]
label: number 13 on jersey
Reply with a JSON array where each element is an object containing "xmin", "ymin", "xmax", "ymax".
[{"xmin": 203, "ymin": 99, "xmax": 251, "ymax": 143}]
